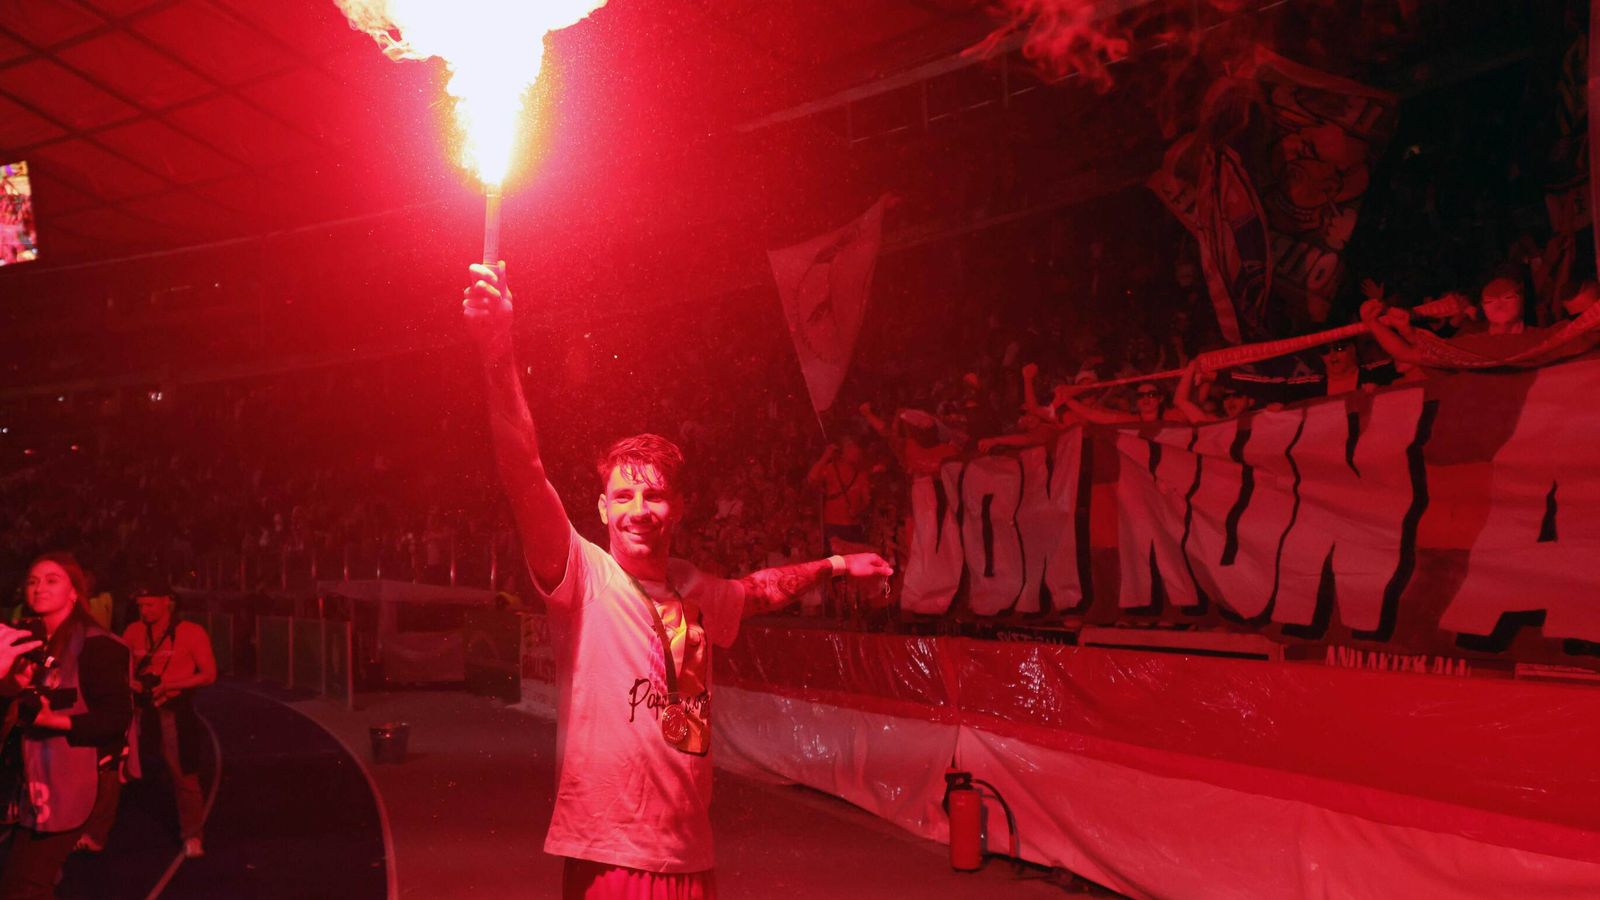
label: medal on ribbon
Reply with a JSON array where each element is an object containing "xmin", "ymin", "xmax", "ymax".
[
  {"xmin": 628, "ymin": 572, "xmax": 707, "ymax": 755},
  {"xmin": 660, "ymin": 699, "xmax": 690, "ymax": 745}
]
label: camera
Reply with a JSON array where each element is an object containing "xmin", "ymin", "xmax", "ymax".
[
  {"xmin": 134, "ymin": 659, "xmax": 162, "ymax": 703},
  {"xmin": 12, "ymin": 618, "xmax": 54, "ymax": 669},
  {"xmin": 9, "ymin": 620, "xmax": 72, "ymax": 725}
]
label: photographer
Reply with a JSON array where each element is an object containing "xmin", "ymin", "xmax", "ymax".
[
  {"xmin": 121, "ymin": 591, "xmax": 214, "ymax": 861},
  {"xmin": 0, "ymin": 554, "xmax": 131, "ymax": 900}
]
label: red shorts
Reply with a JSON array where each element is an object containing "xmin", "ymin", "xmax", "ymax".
[{"xmin": 562, "ymin": 858, "xmax": 716, "ymax": 900}]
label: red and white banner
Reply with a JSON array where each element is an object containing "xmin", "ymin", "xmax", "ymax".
[
  {"xmin": 904, "ymin": 355, "xmax": 1600, "ymax": 669},
  {"xmin": 768, "ymin": 196, "xmax": 889, "ymax": 414}
]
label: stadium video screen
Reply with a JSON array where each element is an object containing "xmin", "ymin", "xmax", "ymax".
[{"xmin": 2, "ymin": 160, "xmax": 38, "ymax": 266}]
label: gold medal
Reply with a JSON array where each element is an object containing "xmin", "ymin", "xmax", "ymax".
[
  {"xmin": 660, "ymin": 702, "xmax": 690, "ymax": 745},
  {"xmin": 627, "ymin": 572, "xmax": 700, "ymax": 752}
]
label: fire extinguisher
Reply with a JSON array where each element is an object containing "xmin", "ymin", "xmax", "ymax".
[{"xmin": 943, "ymin": 769, "xmax": 1020, "ymax": 872}]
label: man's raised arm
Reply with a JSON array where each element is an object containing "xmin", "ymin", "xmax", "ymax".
[
  {"xmin": 1359, "ymin": 299, "xmax": 1424, "ymax": 368},
  {"xmin": 737, "ymin": 553, "xmax": 894, "ymax": 618},
  {"xmin": 463, "ymin": 262, "xmax": 572, "ymax": 588}
]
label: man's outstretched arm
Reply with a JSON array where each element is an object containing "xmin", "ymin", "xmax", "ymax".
[
  {"xmin": 737, "ymin": 553, "xmax": 894, "ymax": 618},
  {"xmin": 464, "ymin": 262, "xmax": 572, "ymax": 589}
]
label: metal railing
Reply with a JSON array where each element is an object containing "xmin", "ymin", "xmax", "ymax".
[{"xmin": 188, "ymin": 530, "xmax": 514, "ymax": 593}]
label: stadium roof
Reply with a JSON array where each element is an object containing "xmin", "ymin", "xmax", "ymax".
[{"xmin": 0, "ymin": 0, "xmax": 1007, "ymax": 270}]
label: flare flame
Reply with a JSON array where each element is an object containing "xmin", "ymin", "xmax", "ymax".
[{"xmin": 333, "ymin": 0, "xmax": 607, "ymax": 188}]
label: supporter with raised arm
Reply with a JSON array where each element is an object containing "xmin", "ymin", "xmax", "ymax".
[
  {"xmin": 1173, "ymin": 362, "xmax": 1218, "ymax": 424},
  {"xmin": 1354, "ymin": 279, "xmax": 1429, "ymax": 372},
  {"xmin": 1360, "ymin": 277, "xmax": 1582, "ymax": 370},
  {"xmin": 860, "ymin": 404, "xmax": 958, "ymax": 478},
  {"xmin": 1018, "ymin": 362, "xmax": 1093, "ymax": 427},
  {"xmin": 1561, "ymin": 281, "xmax": 1599, "ymax": 320},
  {"xmin": 463, "ymin": 262, "xmax": 892, "ymax": 900},
  {"xmin": 1173, "ymin": 361, "xmax": 1256, "ymax": 424},
  {"xmin": 806, "ymin": 436, "xmax": 874, "ymax": 556},
  {"xmin": 1058, "ymin": 380, "xmax": 1186, "ymax": 425},
  {"xmin": 1020, "ymin": 363, "xmax": 1053, "ymax": 421},
  {"xmin": 858, "ymin": 402, "xmax": 892, "ymax": 442}
]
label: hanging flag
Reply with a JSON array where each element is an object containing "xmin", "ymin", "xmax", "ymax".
[
  {"xmin": 1152, "ymin": 47, "xmax": 1397, "ymax": 341},
  {"xmin": 1251, "ymin": 48, "xmax": 1397, "ymax": 326},
  {"xmin": 768, "ymin": 196, "xmax": 889, "ymax": 414},
  {"xmin": 1150, "ymin": 139, "xmax": 1274, "ymax": 344},
  {"xmin": 1590, "ymin": 0, "xmax": 1600, "ymax": 276},
  {"xmin": 1546, "ymin": 28, "xmax": 1589, "ymax": 244}
]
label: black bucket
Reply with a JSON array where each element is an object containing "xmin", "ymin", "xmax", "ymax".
[{"xmin": 369, "ymin": 722, "xmax": 410, "ymax": 764}]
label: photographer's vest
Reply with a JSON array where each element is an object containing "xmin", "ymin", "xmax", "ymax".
[{"xmin": 22, "ymin": 623, "xmax": 112, "ymax": 833}]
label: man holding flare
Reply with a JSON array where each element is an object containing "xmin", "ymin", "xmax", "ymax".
[{"xmin": 462, "ymin": 261, "xmax": 893, "ymax": 899}]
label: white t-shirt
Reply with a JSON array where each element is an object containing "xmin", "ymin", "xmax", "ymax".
[{"xmin": 540, "ymin": 526, "xmax": 743, "ymax": 873}]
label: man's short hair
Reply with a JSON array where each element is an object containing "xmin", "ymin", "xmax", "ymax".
[{"xmin": 597, "ymin": 434, "xmax": 685, "ymax": 494}]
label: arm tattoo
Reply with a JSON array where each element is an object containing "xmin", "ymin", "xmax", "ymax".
[{"xmin": 738, "ymin": 560, "xmax": 832, "ymax": 617}]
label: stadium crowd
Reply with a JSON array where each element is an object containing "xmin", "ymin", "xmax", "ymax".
[
  {"xmin": 3, "ymin": 210, "xmax": 1592, "ymax": 628},
  {"xmin": 3, "ymin": 46, "xmax": 1597, "ymax": 619}
]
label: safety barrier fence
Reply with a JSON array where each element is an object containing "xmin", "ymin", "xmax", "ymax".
[
  {"xmin": 525, "ymin": 617, "xmax": 1600, "ymax": 897},
  {"xmin": 190, "ymin": 609, "xmax": 235, "ymax": 677},
  {"xmin": 183, "ymin": 533, "xmax": 512, "ymax": 594},
  {"xmin": 254, "ymin": 614, "xmax": 354, "ymax": 708}
]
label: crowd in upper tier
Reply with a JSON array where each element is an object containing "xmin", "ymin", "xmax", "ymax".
[{"xmin": 3, "ymin": 227, "xmax": 1592, "ymax": 626}]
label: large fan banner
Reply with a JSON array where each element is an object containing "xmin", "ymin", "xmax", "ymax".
[
  {"xmin": 1149, "ymin": 142, "xmax": 1274, "ymax": 344},
  {"xmin": 902, "ymin": 355, "xmax": 1600, "ymax": 670},
  {"xmin": 1151, "ymin": 49, "xmax": 1397, "ymax": 340}
]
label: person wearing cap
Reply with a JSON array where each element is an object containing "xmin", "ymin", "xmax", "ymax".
[{"xmin": 121, "ymin": 590, "xmax": 215, "ymax": 860}]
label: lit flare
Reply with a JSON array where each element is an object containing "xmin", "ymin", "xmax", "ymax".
[{"xmin": 333, "ymin": 0, "xmax": 606, "ymax": 188}]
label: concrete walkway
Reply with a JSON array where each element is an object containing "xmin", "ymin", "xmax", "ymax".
[{"xmin": 286, "ymin": 687, "xmax": 1086, "ymax": 899}]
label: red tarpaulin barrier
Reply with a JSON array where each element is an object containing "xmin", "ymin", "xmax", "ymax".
[
  {"xmin": 704, "ymin": 625, "xmax": 1600, "ymax": 896},
  {"xmin": 524, "ymin": 589, "xmax": 1600, "ymax": 891}
]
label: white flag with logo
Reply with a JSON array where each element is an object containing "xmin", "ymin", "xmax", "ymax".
[{"xmin": 768, "ymin": 196, "xmax": 888, "ymax": 414}]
